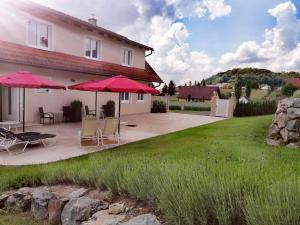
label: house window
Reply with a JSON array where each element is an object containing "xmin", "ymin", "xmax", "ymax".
[
  {"xmin": 28, "ymin": 20, "xmax": 51, "ymax": 49},
  {"xmin": 137, "ymin": 93, "xmax": 144, "ymax": 102},
  {"xmin": 121, "ymin": 48, "xmax": 133, "ymax": 66},
  {"xmin": 8, "ymin": 87, "xmax": 12, "ymax": 115},
  {"xmin": 85, "ymin": 38, "xmax": 101, "ymax": 59},
  {"xmin": 121, "ymin": 92, "xmax": 130, "ymax": 103}
]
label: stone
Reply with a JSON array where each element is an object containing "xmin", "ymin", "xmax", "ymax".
[
  {"xmin": 48, "ymin": 199, "xmax": 66, "ymax": 225},
  {"xmin": 268, "ymin": 124, "xmax": 281, "ymax": 139},
  {"xmin": 286, "ymin": 120, "xmax": 300, "ymax": 131},
  {"xmin": 286, "ymin": 142, "xmax": 300, "ymax": 148},
  {"xmin": 292, "ymin": 98, "xmax": 300, "ymax": 108},
  {"xmin": 288, "ymin": 131, "xmax": 300, "ymax": 142},
  {"xmin": 69, "ymin": 188, "xmax": 89, "ymax": 199},
  {"xmin": 287, "ymin": 108, "xmax": 300, "ymax": 119},
  {"xmin": 108, "ymin": 203, "xmax": 125, "ymax": 215},
  {"xmin": 61, "ymin": 197, "xmax": 101, "ymax": 225},
  {"xmin": 266, "ymin": 138, "xmax": 284, "ymax": 147},
  {"xmin": 0, "ymin": 193, "xmax": 10, "ymax": 209},
  {"xmin": 274, "ymin": 112, "xmax": 289, "ymax": 128},
  {"xmin": 280, "ymin": 128, "xmax": 289, "ymax": 143},
  {"xmin": 120, "ymin": 214, "xmax": 161, "ymax": 225},
  {"xmin": 5, "ymin": 191, "xmax": 31, "ymax": 211},
  {"xmin": 82, "ymin": 210, "xmax": 126, "ymax": 225},
  {"xmin": 31, "ymin": 189, "xmax": 56, "ymax": 220}
]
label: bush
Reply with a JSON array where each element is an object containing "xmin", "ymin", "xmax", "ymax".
[
  {"xmin": 234, "ymin": 101, "xmax": 277, "ymax": 117},
  {"xmin": 102, "ymin": 100, "xmax": 115, "ymax": 117},
  {"xmin": 169, "ymin": 105, "xmax": 181, "ymax": 110},
  {"xmin": 151, "ymin": 100, "xmax": 167, "ymax": 113},
  {"xmin": 292, "ymin": 90, "xmax": 300, "ymax": 98},
  {"xmin": 281, "ymin": 83, "xmax": 298, "ymax": 96},
  {"xmin": 184, "ymin": 106, "xmax": 211, "ymax": 111}
]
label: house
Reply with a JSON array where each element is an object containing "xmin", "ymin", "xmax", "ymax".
[
  {"xmin": 177, "ymin": 86, "xmax": 221, "ymax": 101},
  {"xmin": 0, "ymin": 0, "xmax": 162, "ymax": 123},
  {"xmin": 260, "ymin": 84, "xmax": 271, "ymax": 90},
  {"xmin": 287, "ymin": 77, "xmax": 300, "ymax": 87},
  {"xmin": 238, "ymin": 96, "xmax": 249, "ymax": 104}
]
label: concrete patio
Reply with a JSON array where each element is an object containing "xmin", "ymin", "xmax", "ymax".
[{"xmin": 0, "ymin": 113, "xmax": 225, "ymax": 165}]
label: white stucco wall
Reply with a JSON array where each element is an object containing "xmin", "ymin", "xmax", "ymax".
[
  {"xmin": 0, "ymin": 63, "xmax": 152, "ymax": 123},
  {"xmin": 0, "ymin": 3, "xmax": 146, "ymax": 69}
]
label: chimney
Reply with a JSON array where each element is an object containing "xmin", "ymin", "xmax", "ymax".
[{"xmin": 88, "ymin": 18, "xmax": 97, "ymax": 26}]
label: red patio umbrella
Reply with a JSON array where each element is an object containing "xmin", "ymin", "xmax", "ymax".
[
  {"xmin": 0, "ymin": 71, "xmax": 66, "ymax": 131},
  {"xmin": 68, "ymin": 75, "xmax": 160, "ymax": 134}
]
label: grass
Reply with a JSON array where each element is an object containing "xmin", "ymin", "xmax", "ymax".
[
  {"xmin": 0, "ymin": 116, "xmax": 299, "ymax": 225},
  {"xmin": 0, "ymin": 210, "xmax": 46, "ymax": 225}
]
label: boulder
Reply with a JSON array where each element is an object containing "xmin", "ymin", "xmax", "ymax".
[
  {"xmin": 120, "ymin": 214, "xmax": 161, "ymax": 225},
  {"xmin": 69, "ymin": 188, "xmax": 89, "ymax": 199},
  {"xmin": 286, "ymin": 142, "xmax": 300, "ymax": 148},
  {"xmin": 82, "ymin": 210, "xmax": 126, "ymax": 225},
  {"xmin": 108, "ymin": 203, "xmax": 125, "ymax": 215},
  {"xmin": 48, "ymin": 199, "xmax": 66, "ymax": 225},
  {"xmin": 31, "ymin": 189, "xmax": 56, "ymax": 220},
  {"xmin": 0, "ymin": 193, "xmax": 10, "ymax": 209},
  {"xmin": 61, "ymin": 197, "xmax": 103, "ymax": 225},
  {"xmin": 286, "ymin": 120, "xmax": 300, "ymax": 131},
  {"xmin": 274, "ymin": 112, "xmax": 289, "ymax": 128},
  {"xmin": 5, "ymin": 191, "xmax": 31, "ymax": 211},
  {"xmin": 287, "ymin": 108, "xmax": 300, "ymax": 119},
  {"xmin": 268, "ymin": 124, "xmax": 281, "ymax": 139},
  {"xmin": 292, "ymin": 98, "xmax": 300, "ymax": 108},
  {"xmin": 266, "ymin": 138, "xmax": 284, "ymax": 146}
]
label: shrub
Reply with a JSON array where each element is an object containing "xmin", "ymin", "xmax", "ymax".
[
  {"xmin": 292, "ymin": 90, "xmax": 300, "ymax": 98},
  {"xmin": 151, "ymin": 100, "xmax": 167, "ymax": 113},
  {"xmin": 281, "ymin": 83, "xmax": 298, "ymax": 96},
  {"xmin": 184, "ymin": 106, "xmax": 211, "ymax": 111},
  {"xmin": 102, "ymin": 100, "xmax": 115, "ymax": 117},
  {"xmin": 234, "ymin": 101, "xmax": 277, "ymax": 117},
  {"xmin": 169, "ymin": 105, "xmax": 181, "ymax": 110}
]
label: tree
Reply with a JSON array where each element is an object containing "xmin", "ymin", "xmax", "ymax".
[
  {"xmin": 196, "ymin": 81, "xmax": 201, "ymax": 86},
  {"xmin": 168, "ymin": 80, "xmax": 176, "ymax": 96},
  {"xmin": 200, "ymin": 79, "xmax": 206, "ymax": 86},
  {"xmin": 161, "ymin": 83, "xmax": 168, "ymax": 95},
  {"xmin": 234, "ymin": 76, "xmax": 242, "ymax": 100},
  {"xmin": 189, "ymin": 81, "xmax": 192, "ymax": 86},
  {"xmin": 245, "ymin": 81, "xmax": 252, "ymax": 98},
  {"xmin": 194, "ymin": 80, "xmax": 197, "ymax": 86},
  {"xmin": 282, "ymin": 83, "xmax": 298, "ymax": 96}
]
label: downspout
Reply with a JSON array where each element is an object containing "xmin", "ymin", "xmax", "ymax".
[{"xmin": 145, "ymin": 49, "xmax": 162, "ymax": 88}]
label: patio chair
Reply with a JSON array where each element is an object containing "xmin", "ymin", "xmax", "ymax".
[
  {"xmin": 78, "ymin": 117, "xmax": 99, "ymax": 147},
  {"xmin": 99, "ymin": 117, "xmax": 120, "ymax": 146},
  {"xmin": 39, "ymin": 107, "xmax": 54, "ymax": 125},
  {"xmin": 85, "ymin": 105, "xmax": 96, "ymax": 118},
  {"xmin": 0, "ymin": 128, "xmax": 56, "ymax": 153}
]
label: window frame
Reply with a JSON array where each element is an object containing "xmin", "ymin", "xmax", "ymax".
[
  {"xmin": 84, "ymin": 36, "xmax": 102, "ymax": 60},
  {"xmin": 121, "ymin": 47, "xmax": 133, "ymax": 67},
  {"xmin": 137, "ymin": 93, "xmax": 145, "ymax": 102},
  {"xmin": 121, "ymin": 92, "xmax": 130, "ymax": 103},
  {"xmin": 27, "ymin": 19, "xmax": 52, "ymax": 50}
]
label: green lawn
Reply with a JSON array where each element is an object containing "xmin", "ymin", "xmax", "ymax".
[{"xmin": 0, "ymin": 116, "xmax": 299, "ymax": 225}]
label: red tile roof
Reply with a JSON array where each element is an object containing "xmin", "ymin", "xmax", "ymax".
[
  {"xmin": 287, "ymin": 78, "xmax": 300, "ymax": 87},
  {"xmin": 3, "ymin": 0, "xmax": 153, "ymax": 51},
  {"xmin": 0, "ymin": 40, "xmax": 162, "ymax": 83},
  {"xmin": 177, "ymin": 86, "xmax": 220, "ymax": 100}
]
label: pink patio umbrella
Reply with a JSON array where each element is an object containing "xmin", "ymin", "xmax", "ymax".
[
  {"xmin": 68, "ymin": 75, "xmax": 160, "ymax": 134},
  {"xmin": 0, "ymin": 71, "xmax": 66, "ymax": 131}
]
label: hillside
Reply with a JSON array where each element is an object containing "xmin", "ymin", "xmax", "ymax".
[{"xmin": 206, "ymin": 68, "xmax": 300, "ymax": 87}]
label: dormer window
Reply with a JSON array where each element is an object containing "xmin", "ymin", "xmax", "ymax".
[
  {"xmin": 85, "ymin": 38, "xmax": 101, "ymax": 60},
  {"xmin": 28, "ymin": 20, "xmax": 51, "ymax": 49},
  {"xmin": 121, "ymin": 48, "xmax": 133, "ymax": 66}
]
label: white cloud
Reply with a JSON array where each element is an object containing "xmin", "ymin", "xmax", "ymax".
[{"xmin": 219, "ymin": 1, "xmax": 300, "ymax": 73}]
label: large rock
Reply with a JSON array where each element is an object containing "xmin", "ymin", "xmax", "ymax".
[
  {"xmin": 0, "ymin": 193, "xmax": 10, "ymax": 209},
  {"xmin": 82, "ymin": 210, "xmax": 126, "ymax": 225},
  {"xmin": 286, "ymin": 120, "xmax": 300, "ymax": 131},
  {"xmin": 287, "ymin": 108, "xmax": 300, "ymax": 119},
  {"xmin": 121, "ymin": 214, "xmax": 161, "ymax": 225},
  {"xmin": 61, "ymin": 197, "xmax": 104, "ymax": 225},
  {"xmin": 5, "ymin": 191, "xmax": 31, "ymax": 211},
  {"xmin": 48, "ymin": 199, "xmax": 66, "ymax": 225},
  {"xmin": 31, "ymin": 189, "xmax": 56, "ymax": 220},
  {"xmin": 69, "ymin": 188, "xmax": 89, "ymax": 199},
  {"xmin": 108, "ymin": 203, "xmax": 125, "ymax": 215}
]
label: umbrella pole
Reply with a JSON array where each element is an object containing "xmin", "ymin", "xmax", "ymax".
[
  {"xmin": 118, "ymin": 92, "xmax": 121, "ymax": 135},
  {"xmin": 22, "ymin": 88, "xmax": 25, "ymax": 132},
  {"xmin": 95, "ymin": 91, "xmax": 98, "ymax": 118}
]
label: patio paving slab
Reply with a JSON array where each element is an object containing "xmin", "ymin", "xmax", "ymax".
[{"xmin": 0, "ymin": 113, "xmax": 225, "ymax": 165}]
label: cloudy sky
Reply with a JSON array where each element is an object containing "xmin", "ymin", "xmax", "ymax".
[{"xmin": 31, "ymin": 0, "xmax": 300, "ymax": 84}]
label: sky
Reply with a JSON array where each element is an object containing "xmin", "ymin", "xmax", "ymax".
[{"xmin": 31, "ymin": 0, "xmax": 300, "ymax": 84}]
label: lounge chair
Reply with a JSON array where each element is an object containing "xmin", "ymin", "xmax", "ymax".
[
  {"xmin": 78, "ymin": 117, "xmax": 99, "ymax": 147},
  {"xmin": 0, "ymin": 128, "xmax": 56, "ymax": 153},
  {"xmin": 39, "ymin": 107, "xmax": 54, "ymax": 125},
  {"xmin": 85, "ymin": 105, "xmax": 96, "ymax": 118},
  {"xmin": 99, "ymin": 117, "xmax": 120, "ymax": 146}
]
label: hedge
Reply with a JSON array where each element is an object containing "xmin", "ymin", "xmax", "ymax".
[
  {"xmin": 234, "ymin": 101, "xmax": 277, "ymax": 117},
  {"xmin": 169, "ymin": 105, "xmax": 211, "ymax": 111}
]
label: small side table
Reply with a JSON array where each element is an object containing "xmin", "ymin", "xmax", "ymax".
[{"xmin": 0, "ymin": 121, "xmax": 21, "ymax": 132}]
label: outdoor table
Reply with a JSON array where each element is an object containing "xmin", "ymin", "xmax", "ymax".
[{"xmin": 0, "ymin": 121, "xmax": 20, "ymax": 132}]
